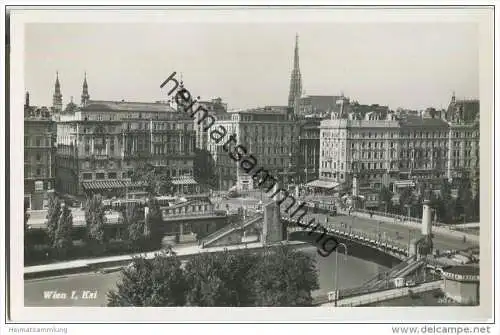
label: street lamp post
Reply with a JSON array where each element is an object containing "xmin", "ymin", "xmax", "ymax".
[
  {"xmin": 405, "ymin": 204, "xmax": 412, "ymax": 218},
  {"xmin": 377, "ymin": 221, "xmax": 381, "ymax": 242},
  {"xmin": 334, "ymin": 243, "xmax": 348, "ymax": 307},
  {"xmin": 408, "ymin": 229, "xmax": 413, "ymax": 256}
]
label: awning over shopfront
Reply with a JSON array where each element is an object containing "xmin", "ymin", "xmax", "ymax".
[
  {"xmin": 82, "ymin": 180, "xmax": 126, "ymax": 191},
  {"xmin": 123, "ymin": 180, "xmax": 148, "ymax": 188},
  {"xmin": 171, "ymin": 176, "xmax": 198, "ymax": 186},
  {"xmin": 305, "ymin": 180, "xmax": 340, "ymax": 189}
]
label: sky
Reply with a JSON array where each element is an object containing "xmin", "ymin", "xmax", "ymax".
[{"xmin": 24, "ymin": 22, "xmax": 479, "ymax": 111}]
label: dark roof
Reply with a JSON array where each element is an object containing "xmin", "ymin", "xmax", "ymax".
[
  {"xmin": 228, "ymin": 106, "xmax": 289, "ymax": 114},
  {"xmin": 444, "ymin": 265, "xmax": 479, "ymax": 276},
  {"xmin": 84, "ymin": 100, "xmax": 176, "ymax": 113},
  {"xmin": 399, "ymin": 115, "xmax": 449, "ymax": 127}
]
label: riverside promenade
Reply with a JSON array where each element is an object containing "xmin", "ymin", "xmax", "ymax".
[
  {"xmin": 24, "ymin": 241, "xmax": 308, "ymax": 279},
  {"xmin": 320, "ymin": 280, "xmax": 442, "ymax": 307}
]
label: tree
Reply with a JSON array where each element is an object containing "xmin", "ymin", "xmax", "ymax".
[
  {"xmin": 250, "ymin": 245, "xmax": 319, "ymax": 306},
  {"xmin": 378, "ymin": 186, "xmax": 393, "ymax": 212},
  {"xmin": 131, "ymin": 163, "xmax": 157, "ymax": 196},
  {"xmin": 194, "ymin": 149, "xmax": 218, "ymax": 189},
  {"xmin": 184, "ymin": 250, "xmax": 258, "ymax": 306},
  {"xmin": 456, "ymin": 178, "xmax": 474, "ymax": 221},
  {"xmin": 131, "ymin": 163, "xmax": 173, "ymax": 196},
  {"xmin": 399, "ymin": 188, "xmax": 415, "ymax": 216},
  {"xmin": 145, "ymin": 199, "xmax": 163, "ymax": 249},
  {"xmin": 473, "ymin": 193, "xmax": 480, "ymax": 221},
  {"xmin": 84, "ymin": 194, "xmax": 107, "ymax": 250},
  {"xmin": 45, "ymin": 194, "xmax": 61, "ymax": 247},
  {"xmin": 53, "ymin": 203, "xmax": 73, "ymax": 259},
  {"xmin": 157, "ymin": 173, "xmax": 173, "ymax": 195},
  {"xmin": 437, "ymin": 178, "xmax": 456, "ymax": 224},
  {"xmin": 122, "ymin": 203, "xmax": 145, "ymax": 249},
  {"xmin": 107, "ymin": 251, "xmax": 187, "ymax": 306}
]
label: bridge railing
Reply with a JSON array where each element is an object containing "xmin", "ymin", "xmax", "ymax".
[
  {"xmin": 283, "ymin": 216, "xmax": 410, "ymax": 255},
  {"xmin": 201, "ymin": 214, "xmax": 262, "ymax": 246},
  {"xmin": 337, "ymin": 281, "xmax": 442, "ymax": 307},
  {"xmin": 361, "ymin": 256, "xmax": 414, "ymax": 288}
]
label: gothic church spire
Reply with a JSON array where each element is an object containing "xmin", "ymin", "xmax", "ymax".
[
  {"xmin": 81, "ymin": 71, "xmax": 90, "ymax": 106},
  {"xmin": 52, "ymin": 71, "xmax": 63, "ymax": 112},
  {"xmin": 287, "ymin": 34, "xmax": 302, "ymax": 114}
]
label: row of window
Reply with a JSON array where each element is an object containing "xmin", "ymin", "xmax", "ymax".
[
  {"xmin": 321, "ymin": 160, "xmax": 447, "ymax": 172},
  {"xmin": 24, "ymin": 153, "xmax": 50, "ymax": 163},
  {"xmin": 240, "ymin": 125, "xmax": 292, "ymax": 134},
  {"xmin": 452, "ymin": 160, "xmax": 477, "ymax": 168},
  {"xmin": 152, "ymin": 145, "xmax": 194, "ymax": 156},
  {"xmin": 399, "ymin": 150, "xmax": 447, "ymax": 158},
  {"xmin": 238, "ymin": 136, "xmax": 292, "ymax": 144},
  {"xmin": 322, "ymin": 151, "xmax": 398, "ymax": 160},
  {"xmin": 24, "ymin": 166, "xmax": 50, "ymax": 178},
  {"xmin": 241, "ymin": 146, "xmax": 291, "ymax": 155},
  {"xmin": 24, "ymin": 136, "xmax": 54, "ymax": 147},
  {"xmin": 454, "ymin": 131, "xmax": 479, "ymax": 138},
  {"xmin": 322, "ymin": 131, "xmax": 455, "ymax": 139},
  {"xmin": 163, "ymin": 204, "xmax": 212, "ymax": 216},
  {"xmin": 320, "ymin": 172, "xmax": 345, "ymax": 180},
  {"xmin": 153, "ymin": 123, "xmax": 192, "ymax": 131}
]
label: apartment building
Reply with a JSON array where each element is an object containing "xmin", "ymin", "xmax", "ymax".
[
  {"xmin": 56, "ymin": 99, "xmax": 197, "ymax": 197},
  {"xmin": 317, "ymin": 95, "xmax": 480, "ymax": 208},
  {"xmin": 207, "ymin": 106, "xmax": 298, "ymax": 191},
  {"xmin": 24, "ymin": 93, "xmax": 57, "ymax": 210}
]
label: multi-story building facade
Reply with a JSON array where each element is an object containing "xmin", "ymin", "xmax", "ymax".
[
  {"xmin": 208, "ymin": 106, "xmax": 297, "ymax": 191},
  {"xmin": 193, "ymin": 97, "xmax": 228, "ymax": 151},
  {"xmin": 319, "ymin": 113, "xmax": 401, "ymax": 203},
  {"xmin": 445, "ymin": 94, "xmax": 480, "ymax": 196},
  {"xmin": 297, "ymin": 116, "xmax": 322, "ymax": 184},
  {"xmin": 24, "ymin": 93, "xmax": 57, "ymax": 210},
  {"xmin": 189, "ymin": 97, "xmax": 228, "ymax": 189},
  {"xmin": 56, "ymin": 99, "xmax": 197, "ymax": 198},
  {"xmin": 317, "ymin": 95, "xmax": 479, "ymax": 209}
]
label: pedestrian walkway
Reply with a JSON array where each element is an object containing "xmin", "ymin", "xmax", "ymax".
[
  {"xmin": 24, "ymin": 240, "xmax": 308, "ymax": 277},
  {"xmin": 201, "ymin": 214, "xmax": 262, "ymax": 247},
  {"xmin": 350, "ymin": 211, "xmax": 479, "ymax": 243},
  {"xmin": 321, "ymin": 280, "xmax": 441, "ymax": 307}
]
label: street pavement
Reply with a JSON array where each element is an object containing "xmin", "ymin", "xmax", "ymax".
[{"xmin": 296, "ymin": 212, "xmax": 477, "ymax": 253}]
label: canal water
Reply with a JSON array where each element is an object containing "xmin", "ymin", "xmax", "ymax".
[
  {"xmin": 25, "ymin": 246, "xmax": 389, "ymax": 307},
  {"xmin": 300, "ymin": 246, "xmax": 389, "ymax": 298}
]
